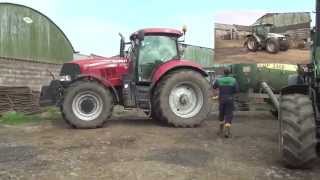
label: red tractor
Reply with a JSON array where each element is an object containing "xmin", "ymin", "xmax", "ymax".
[{"xmin": 40, "ymin": 28, "xmax": 212, "ymax": 129}]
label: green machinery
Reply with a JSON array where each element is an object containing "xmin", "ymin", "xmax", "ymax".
[
  {"xmin": 232, "ymin": 0, "xmax": 320, "ymax": 169},
  {"xmin": 232, "ymin": 63, "xmax": 297, "ymax": 93},
  {"xmin": 179, "ymin": 43, "xmax": 297, "ymax": 102},
  {"xmin": 180, "ymin": 2, "xmax": 319, "ymax": 168},
  {"xmin": 213, "ymin": 63, "xmax": 298, "ymax": 111}
]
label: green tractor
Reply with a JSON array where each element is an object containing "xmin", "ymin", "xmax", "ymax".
[
  {"xmin": 275, "ymin": 0, "xmax": 319, "ymax": 168},
  {"xmin": 245, "ymin": 23, "xmax": 289, "ymax": 54}
]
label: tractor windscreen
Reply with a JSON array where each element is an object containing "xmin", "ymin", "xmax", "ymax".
[
  {"xmin": 138, "ymin": 36, "xmax": 178, "ymax": 80},
  {"xmin": 255, "ymin": 25, "xmax": 271, "ymax": 36}
]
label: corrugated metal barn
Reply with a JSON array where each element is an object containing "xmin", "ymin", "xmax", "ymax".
[
  {"xmin": 179, "ymin": 43, "xmax": 214, "ymax": 70},
  {"xmin": 254, "ymin": 12, "xmax": 311, "ymax": 47},
  {"xmin": 0, "ymin": 3, "xmax": 74, "ymax": 90}
]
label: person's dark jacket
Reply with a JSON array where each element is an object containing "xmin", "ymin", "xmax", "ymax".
[{"xmin": 213, "ymin": 76, "xmax": 239, "ymax": 102}]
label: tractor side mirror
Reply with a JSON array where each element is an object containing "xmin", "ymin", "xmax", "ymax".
[
  {"xmin": 179, "ymin": 25, "xmax": 187, "ymax": 43},
  {"xmin": 182, "ymin": 25, "xmax": 187, "ymax": 35}
]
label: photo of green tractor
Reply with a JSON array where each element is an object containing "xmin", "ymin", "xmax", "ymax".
[
  {"xmin": 245, "ymin": 23, "xmax": 289, "ymax": 54},
  {"xmin": 215, "ymin": 12, "xmax": 311, "ymax": 64}
]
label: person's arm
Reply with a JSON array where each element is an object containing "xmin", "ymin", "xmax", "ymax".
[
  {"xmin": 233, "ymin": 80, "xmax": 240, "ymax": 94},
  {"xmin": 213, "ymin": 79, "xmax": 219, "ymax": 89},
  {"xmin": 212, "ymin": 80, "xmax": 219, "ymax": 100}
]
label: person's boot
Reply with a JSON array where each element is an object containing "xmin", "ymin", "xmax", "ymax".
[
  {"xmin": 217, "ymin": 122, "xmax": 224, "ymax": 136},
  {"xmin": 224, "ymin": 123, "xmax": 231, "ymax": 138}
]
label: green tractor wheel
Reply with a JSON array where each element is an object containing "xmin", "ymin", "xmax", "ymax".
[
  {"xmin": 279, "ymin": 94, "xmax": 317, "ymax": 168},
  {"xmin": 246, "ymin": 37, "xmax": 258, "ymax": 52},
  {"xmin": 266, "ymin": 38, "xmax": 280, "ymax": 53}
]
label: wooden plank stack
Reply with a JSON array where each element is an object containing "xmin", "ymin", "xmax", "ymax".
[{"xmin": 0, "ymin": 86, "xmax": 40, "ymax": 115}]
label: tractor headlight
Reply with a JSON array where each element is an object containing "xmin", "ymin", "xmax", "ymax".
[{"xmin": 59, "ymin": 75, "xmax": 71, "ymax": 82}]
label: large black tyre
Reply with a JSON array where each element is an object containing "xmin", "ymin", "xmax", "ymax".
[
  {"xmin": 246, "ymin": 37, "xmax": 258, "ymax": 52},
  {"xmin": 152, "ymin": 70, "xmax": 212, "ymax": 127},
  {"xmin": 62, "ymin": 81, "xmax": 113, "ymax": 129},
  {"xmin": 151, "ymin": 109, "xmax": 167, "ymax": 125},
  {"xmin": 279, "ymin": 94, "xmax": 317, "ymax": 168},
  {"xmin": 266, "ymin": 38, "xmax": 280, "ymax": 54},
  {"xmin": 280, "ymin": 39, "xmax": 289, "ymax": 51}
]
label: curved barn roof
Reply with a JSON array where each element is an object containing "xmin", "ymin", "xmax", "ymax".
[{"xmin": 0, "ymin": 3, "xmax": 74, "ymax": 63}]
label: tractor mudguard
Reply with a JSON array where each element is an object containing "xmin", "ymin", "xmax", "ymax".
[
  {"xmin": 244, "ymin": 35, "xmax": 253, "ymax": 44},
  {"xmin": 150, "ymin": 60, "xmax": 208, "ymax": 91},
  {"xmin": 70, "ymin": 75, "xmax": 120, "ymax": 103}
]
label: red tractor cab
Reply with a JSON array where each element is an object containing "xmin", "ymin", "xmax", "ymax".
[{"xmin": 40, "ymin": 28, "xmax": 212, "ymax": 129}]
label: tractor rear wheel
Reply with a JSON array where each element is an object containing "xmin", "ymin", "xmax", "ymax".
[
  {"xmin": 152, "ymin": 70, "xmax": 211, "ymax": 127},
  {"xmin": 266, "ymin": 38, "xmax": 280, "ymax": 53},
  {"xmin": 279, "ymin": 94, "xmax": 317, "ymax": 168},
  {"xmin": 62, "ymin": 81, "xmax": 113, "ymax": 129},
  {"xmin": 246, "ymin": 37, "xmax": 258, "ymax": 52}
]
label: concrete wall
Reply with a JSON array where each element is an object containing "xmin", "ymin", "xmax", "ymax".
[{"xmin": 0, "ymin": 57, "xmax": 61, "ymax": 91}]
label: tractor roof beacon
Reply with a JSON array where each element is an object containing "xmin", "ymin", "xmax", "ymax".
[
  {"xmin": 277, "ymin": 0, "xmax": 320, "ymax": 169},
  {"xmin": 40, "ymin": 27, "xmax": 212, "ymax": 129}
]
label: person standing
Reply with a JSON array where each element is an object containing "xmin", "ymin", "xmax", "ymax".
[{"xmin": 213, "ymin": 68, "xmax": 239, "ymax": 138}]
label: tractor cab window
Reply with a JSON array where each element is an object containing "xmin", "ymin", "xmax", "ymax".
[
  {"xmin": 255, "ymin": 25, "xmax": 272, "ymax": 37},
  {"xmin": 138, "ymin": 36, "xmax": 178, "ymax": 81}
]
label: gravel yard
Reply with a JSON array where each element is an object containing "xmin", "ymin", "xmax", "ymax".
[{"xmin": 0, "ymin": 108, "xmax": 319, "ymax": 180}]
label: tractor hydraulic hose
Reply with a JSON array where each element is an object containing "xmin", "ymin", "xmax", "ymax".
[{"xmin": 261, "ymin": 82, "xmax": 279, "ymax": 111}]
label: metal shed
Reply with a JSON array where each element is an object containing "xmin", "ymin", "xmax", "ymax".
[
  {"xmin": 254, "ymin": 12, "xmax": 311, "ymax": 27},
  {"xmin": 0, "ymin": 3, "xmax": 74, "ymax": 63},
  {"xmin": 253, "ymin": 12, "xmax": 311, "ymax": 42},
  {"xmin": 179, "ymin": 43, "xmax": 214, "ymax": 70}
]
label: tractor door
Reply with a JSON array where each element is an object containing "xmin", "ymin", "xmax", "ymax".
[
  {"xmin": 124, "ymin": 35, "xmax": 179, "ymax": 110},
  {"xmin": 255, "ymin": 24, "xmax": 273, "ymax": 41},
  {"xmin": 136, "ymin": 35, "xmax": 179, "ymax": 82},
  {"xmin": 255, "ymin": 26, "xmax": 268, "ymax": 40}
]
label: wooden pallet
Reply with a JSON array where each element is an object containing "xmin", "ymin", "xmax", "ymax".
[{"xmin": 0, "ymin": 86, "xmax": 40, "ymax": 115}]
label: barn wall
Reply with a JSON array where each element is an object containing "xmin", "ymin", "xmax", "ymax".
[
  {"xmin": 0, "ymin": 58, "xmax": 61, "ymax": 91},
  {"xmin": 254, "ymin": 12, "xmax": 311, "ymax": 28},
  {"xmin": 254, "ymin": 12, "xmax": 311, "ymax": 44},
  {"xmin": 179, "ymin": 43, "xmax": 214, "ymax": 69}
]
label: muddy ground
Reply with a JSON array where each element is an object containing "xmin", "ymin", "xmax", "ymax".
[
  {"xmin": 0, "ymin": 108, "xmax": 320, "ymax": 180},
  {"xmin": 215, "ymin": 47, "xmax": 310, "ymax": 64}
]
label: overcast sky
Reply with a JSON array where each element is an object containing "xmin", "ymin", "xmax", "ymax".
[{"xmin": 0, "ymin": 0, "xmax": 315, "ymax": 56}]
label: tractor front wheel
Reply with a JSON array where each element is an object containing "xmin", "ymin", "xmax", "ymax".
[
  {"xmin": 152, "ymin": 70, "xmax": 211, "ymax": 127},
  {"xmin": 62, "ymin": 81, "xmax": 113, "ymax": 129},
  {"xmin": 279, "ymin": 94, "xmax": 317, "ymax": 168},
  {"xmin": 246, "ymin": 37, "xmax": 258, "ymax": 52}
]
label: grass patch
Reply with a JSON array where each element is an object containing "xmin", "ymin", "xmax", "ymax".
[
  {"xmin": 0, "ymin": 112, "xmax": 41, "ymax": 125},
  {"xmin": 0, "ymin": 107, "xmax": 62, "ymax": 125},
  {"xmin": 42, "ymin": 106, "xmax": 61, "ymax": 120}
]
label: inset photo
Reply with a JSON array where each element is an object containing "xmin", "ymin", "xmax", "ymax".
[{"xmin": 214, "ymin": 12, "xmax": 311, "ymax": 64}]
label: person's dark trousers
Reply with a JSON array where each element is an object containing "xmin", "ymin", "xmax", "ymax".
[{"xmin": 219, "ymin": 99, "xmax": 234, "ymax": 124}]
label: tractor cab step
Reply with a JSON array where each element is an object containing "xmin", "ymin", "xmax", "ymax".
[{"xmin": 136, "ymin": 85, "xmax": 151, "ymax": 110}]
